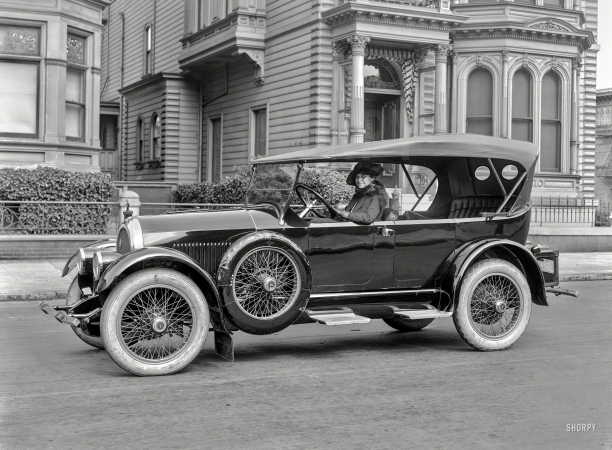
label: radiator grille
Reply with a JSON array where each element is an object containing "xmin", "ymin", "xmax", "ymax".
[
  {"xmin": 173, "ymin": 242, "xmax": 230, "ymax": 275},
  {"xmin": 117, "ymin": 229, "xmax": 130, "ymax": 254}
]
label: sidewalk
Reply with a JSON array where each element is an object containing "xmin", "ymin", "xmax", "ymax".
[{"xmin": 1, "ymin": 253, "xmax": 611, "ymax": 301}]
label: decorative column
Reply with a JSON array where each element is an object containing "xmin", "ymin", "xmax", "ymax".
[
  {"xmin": 434, "ymin": 45, "xmax": 450, "ymax": 134},
  {"xmin": 501, "ymin": 50, "xmax": 509, "ymax": 138},
  {"xmin": 451, "ymin": 50, "xmax": 459, "ymax": 133},
  {"xmin": 347, "ymin": 35, "xmax": 369, "ymax": 144},
  {"xmin": 570, "ymin": 57, "xmax": 581, "ymax": 175}
]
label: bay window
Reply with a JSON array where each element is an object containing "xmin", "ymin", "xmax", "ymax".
[
  {"xmin": 466, "ymin": 68, "xmax": 493, "ymax": 136},
  {"xmin": 540, "ymin": 71, "xmax": 562, "ymax": 172}
]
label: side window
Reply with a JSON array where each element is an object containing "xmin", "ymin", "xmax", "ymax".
[
  {"xmin": 250, "ymin": 106, "xmax": 268, "ymax": 158},
  {"xmin": 208, "ymin": 116, "xmax": 222, "ymax": 181},
  {"xmin": 150, "ymin": 113, "xmax": 161, "ymax": 160},
  {"xmin": 136, "ymin": 117, "xmax": 144, "ymax": 162}
]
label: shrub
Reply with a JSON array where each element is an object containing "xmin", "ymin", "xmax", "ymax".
[
  {"xmin": 0, "ymin": 166, "xmax": 114, "ymax": 234},
  {"xmin": 174, "ymin": 165, "xmax": 353, "ymax": 206}
]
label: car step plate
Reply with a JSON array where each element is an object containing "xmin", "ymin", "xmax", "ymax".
[
  {"xmin": 391, "ymin": 305, "xmax": 452, "ymax": 320},
  {"xmin": 306, "ymin": 307, "xmax": 371, "ymax": 326}
]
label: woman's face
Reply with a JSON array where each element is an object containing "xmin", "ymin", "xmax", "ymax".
[{"xmin": 355, "ymin": 172, "xmax": 373, "ymax": 189}]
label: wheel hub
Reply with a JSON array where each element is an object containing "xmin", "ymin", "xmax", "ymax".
[
  {"xmin": 494, "ymin": 299, "xmax": 507, "ymax": 313},
  {"xmin": 262, "ymin": 276, "xmax": 277, "ymax": 292},
  {"xmin": 151, "ymin": 317, "xmax": 168, "ymax": 333}
]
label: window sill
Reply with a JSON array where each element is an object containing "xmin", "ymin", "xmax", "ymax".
[
  {"xmin": 146, "ymin": 159, "xmax": 161, "ymax": 169},
  {"xmin": 134, "ymin": 161, "xmax": 145, "ymax": 170}
]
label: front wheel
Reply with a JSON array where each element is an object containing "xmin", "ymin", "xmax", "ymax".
[
  {"xmin": 100, "ymin": 269, "xmax": 210, "ymax": 376},
  {"xmin": 453, "ymin": 259, "xmax": 531, "ymax": 351}
]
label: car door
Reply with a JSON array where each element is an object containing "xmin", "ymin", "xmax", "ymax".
[
  {"xmin": 307, "ymin": 221, "xmax": 375, "ymax": 292},
  {"xmin": 391, "ymin": 216, "xmax": 456, "ymax": 288}
]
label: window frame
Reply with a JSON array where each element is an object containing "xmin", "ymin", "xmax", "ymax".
[
  {"xmin": 466, "ymin": 67, "xmax": 494, "ymax": 137},
  {"xmin": 249, "ymin": 104, "xmax": 269, "ymax": 159},
  {"xmin": 0, "ymin": 58, "xmax": 40, "ymax": 139},
  {"xmin": 65, "ymin": 65, "xmax": 86, "ymax": 142},
  {"xmin": 198, "ymin": 0, "xmax": 236, "ymax": 29},
  {"xmin": 207, "ymin": 114, "xmax": 223, "ymax": 182},
  {"xmin": 144, "ymin": 24, "xmax": 152, "ymax": 76},
  {"xmin": 539, "ymin": 70, "xmax": 563, "ymax": 173},
  {"xmin": 136, "ymin": 117, "xmax": 145, "ymax": 162},
  {"xmin": 511, "ymin": 68, "xmax": 534, "ymax": 143}
]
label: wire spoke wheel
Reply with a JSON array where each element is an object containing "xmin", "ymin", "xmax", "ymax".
[
  {"xmin": 118, "ymin": 285, "xmax": 194, "ymax": 362},
  {"xmin": 453, "ymin": 259, "xmax": 531, "ymax": 351},
  {"xmin": 468, "ymin": 274, "xmax": 522, "ymax": 339},
  {"xmin": 232, "ymin": 247, "xmax": 301, "ymax": 320}
]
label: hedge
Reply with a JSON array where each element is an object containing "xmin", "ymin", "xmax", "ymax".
[
  {"xmin": 0, "ymin": 166, "xmax": 114, "ymax": 234},
  {"xmin": 173, "ymin": 166, "xmax": 353, "ymax": 206}
]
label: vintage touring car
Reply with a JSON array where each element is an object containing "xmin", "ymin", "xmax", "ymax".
[{"xmin": 41, "ymin": 134, "xmax": 577, "ymax": 376}]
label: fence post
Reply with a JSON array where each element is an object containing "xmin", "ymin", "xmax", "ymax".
[{"xmin": 118, "ymin": 191, "xmax": 141, "ymax": 224}]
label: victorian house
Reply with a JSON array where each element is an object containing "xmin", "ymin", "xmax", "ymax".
[
  {"xmin": 0, "ymin": 0, "xmax": 109, "ymax": 173},
  {"xmin": 100, "ymin": 0, "xmax": 597, "ymax": 200}
]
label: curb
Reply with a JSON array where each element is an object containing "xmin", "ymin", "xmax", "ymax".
[
  {"xmin": 559, "ymin": 274, "xmax": 612, "ymax": 282},
  {"xmin": 0, "ymin": 292, "xmax": 66, "ymax": 302}
]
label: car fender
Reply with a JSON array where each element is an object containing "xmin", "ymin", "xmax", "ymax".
[
  {"xmin": 440, "ymin": 239, "xmax": 547, "ymax": 309},
  {"xmin": 217, "ymin": 231, "xmax": 311, "ymax": 288},
  {"xmin": 96, "ymin": 247, "xmax": 221, "ymax": 309},
  {"xmin": 62, "ymin": 239, "xmax": 117, "ymax": 277}
]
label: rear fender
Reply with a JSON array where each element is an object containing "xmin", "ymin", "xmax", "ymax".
[
  {"xmin": 62, "ymin": 239, "xmax": 117, "ymax": 277},
  {"xmin": 440, "ymin": 239, "xmax": 547, "ymax": 310},
  {"xmin": 95, "ymin": 247, "xmax": 221, "ymax": 311}
]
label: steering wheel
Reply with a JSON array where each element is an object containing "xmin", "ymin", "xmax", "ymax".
[{"xmin": 295, "ymin": 184, "xmax": 337, "ymax": 219}]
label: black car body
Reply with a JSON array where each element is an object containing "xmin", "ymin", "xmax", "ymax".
[{"xmin": 42, "ymin": 134, "xmax": 574, "ymax": 376}]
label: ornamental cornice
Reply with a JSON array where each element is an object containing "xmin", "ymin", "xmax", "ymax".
[
  {"xmin": 323, "ymin": 6, "xmax": 465, "ymax": 31},
  {"xmin": 45, "ymin": 58, "xmax": 67, "ymax": 67},
  {"xmin": 452, "ymin": 27, "xmax": 592, "ymax": 52},
  {"xmin": 529, "ymin": 20, "xmax": 571, "ymax": 32},
  {"xmin": 81, "ymin": 0, "xmax": 111, "ymax": 8}
]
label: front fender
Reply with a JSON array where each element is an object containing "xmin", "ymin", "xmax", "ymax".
[
  {"xmin": 95, "ymin": 247, "xmax": 221, "ymax": 308},
  {"xmin": 62, "ymin": 239, "xmax": 117, "ymax": 277},
  {"xmin": 217, "ymin": 230, "xmax": 311, "ymax": 287},
  {"xmin": 440, "ymin": 239, "xmax": 547, "ymax": 309}
]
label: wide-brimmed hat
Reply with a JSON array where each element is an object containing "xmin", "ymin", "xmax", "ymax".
[{"xmin": 346, "ymin": 161, "xmax": 384, "ymax": 186}]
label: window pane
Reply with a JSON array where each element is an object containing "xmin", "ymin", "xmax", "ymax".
[
  {"xmin": 466, "ymin": 118, "xmax": 493, "ymax": 136},
  {"xmin": 512, "ymin": 119, "xmax": 532, "ymax": 142},
  {"xmin": 512, "ymin": 69, "xmax": 531, "ymax": 119},
  {"xmin": 67, "ymin": 35, "xmax": 85, "ymax": 64},
  {"xmin": 65, "ymin": 103, "xmax": 83, "ymax": 138},
  {"xmin": 542, "ymin": 72, "xmax": 560, "ymax": 120},
  {"xmin": 543, "ymin": 0, "xmax": 563, "ymax": 7},
  {"xmin": 211, "ymin": 119, "xmax": 222, "ymax": 182},
  {"xmin": 0, "ymin": 62, "xmax": 37, "ymax": 135},
  {"xmin": 467, "ymin": 68, "xmax": 493, "ymax": 116},
  {"xmin": 66, "ymin": 68, "xmax": 83, "ymax": 103},
  {"xmin": 541, "ymin": 121, "xmax": 561, "ymax": 172},
  {"xmin": 200, "ymin": 0, "xmax": 209, "ymax": 27},
  {"xmin": 254, "ymin": 109, "xmax": 267, "ymax": 157}
]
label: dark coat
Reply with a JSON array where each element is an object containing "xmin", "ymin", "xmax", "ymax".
[{"xmin": 344, "ymin": 180, "xmax": 389, "ymax": 224}]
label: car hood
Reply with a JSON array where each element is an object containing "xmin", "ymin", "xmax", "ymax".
[{"xmin": 138, "ymin": 208, "xmax": 257, "ymax": 247}]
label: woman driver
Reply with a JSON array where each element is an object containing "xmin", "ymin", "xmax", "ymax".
[{"xmin": 334, "ymin": 161, "xmax": 389, "ymax": 224}]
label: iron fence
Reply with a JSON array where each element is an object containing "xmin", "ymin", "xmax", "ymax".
[
  {"xmin": 139, "ymin": 203, "xmax": 243, "ymax": 216},
  {"xmin": 0, "ymin": 201, "xmax": 122, "ymax": 235},
  {"xmin": 531, "ymin": 197, "xmax": 611, "ymax": 227}
]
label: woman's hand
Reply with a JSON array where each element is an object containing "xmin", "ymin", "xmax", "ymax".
[{"xmin": 334, "ymin": 208, "xmax": 350, "ymax": 219}]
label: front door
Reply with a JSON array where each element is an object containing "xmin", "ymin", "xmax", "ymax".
[{"xmin": 308, "ymin": 222, "xmax": 375, "ymax": 292}]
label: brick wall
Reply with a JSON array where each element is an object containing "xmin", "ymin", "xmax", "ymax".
[{"xmin": 0, "ymin": 236, "xmax": 114, "ymax": 260}]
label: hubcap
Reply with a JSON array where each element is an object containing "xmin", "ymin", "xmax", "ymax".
[
  {"xmin": 151, "ymin": 317, "xmax": 168, "ymax": 333},
  {"xmin": 263, "ymin": 276, "xmax": 277, "ymax": 292},
  {"xmin": 494, "ymin": 300, "xmax": 507, "ymax": 313}
]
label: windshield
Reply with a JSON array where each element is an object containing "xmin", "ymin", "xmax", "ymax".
[{"xmin": 244, "ymin": 164, "xmax": 299, "ymax": 208}]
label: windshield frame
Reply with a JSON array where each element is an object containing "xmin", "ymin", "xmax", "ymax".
[{"xmin": 244, "ymin": 163, "xmax": 303, "ymax": 225}]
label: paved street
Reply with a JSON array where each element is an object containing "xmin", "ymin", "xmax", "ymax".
[{"xmin": 0, "ymin": 280, "xmax": 611, "ymax": 450}]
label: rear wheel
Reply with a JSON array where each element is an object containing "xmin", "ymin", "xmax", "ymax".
[
  {"xmin": 100, "ymin": 269, "xmax": 209, "ymax": 376},
  {"xmin": 66, "ymin": 277, "xmax": 104, "ymax": 349},
  {"xmin": 453, "ymin": 259, "xmax": 531, "ymax": 351},
  {"xmin": 383, "ymin": 317, "xmax": 434, "ymax": 332}
]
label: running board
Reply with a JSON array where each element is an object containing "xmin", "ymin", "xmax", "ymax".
[
  {"xmin": 305, "ymin": 307, "xmax": 371, "ymax": 326},
  {"xmin": 390, "ymin": 305, "xmax": 452, "ymax": 320}
]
